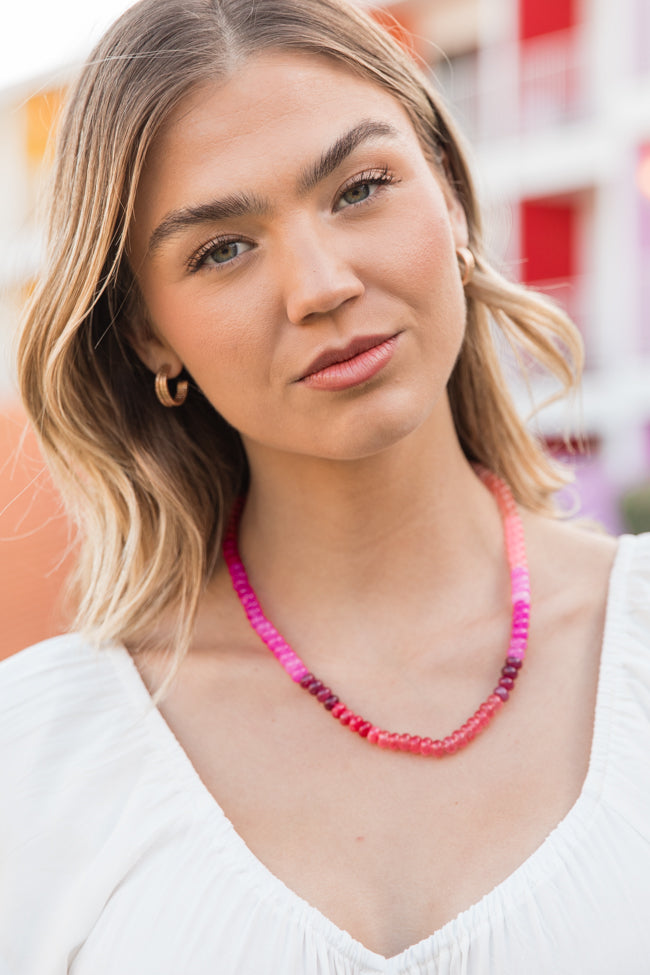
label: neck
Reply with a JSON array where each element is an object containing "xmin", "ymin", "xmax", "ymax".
[{"xmin": 235, "ymin": 403, "xmax": 508, "ymax": 661}]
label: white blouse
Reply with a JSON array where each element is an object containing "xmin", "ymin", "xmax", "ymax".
[{"xmin": 1, "ymin": 533, "xmax": 650, "ymax": 975}]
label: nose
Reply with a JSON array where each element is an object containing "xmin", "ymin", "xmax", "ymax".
[{"xmin": 281, "ymin": 230, "xmax": 365, "ymax": 325}]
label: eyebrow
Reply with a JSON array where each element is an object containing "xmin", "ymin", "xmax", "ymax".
[{"xmin": 146, "ymin": 119, "xmax": 400, "ymax": 257}]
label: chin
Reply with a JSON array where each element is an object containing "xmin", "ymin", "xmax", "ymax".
[{"xmin": 301, "ymin": 396, "xmax": 440, "ymax": 463}]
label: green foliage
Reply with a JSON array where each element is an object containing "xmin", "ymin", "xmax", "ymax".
[{"xmin": 620, "ymin": 481, "xmax": 650, "ymax": 535}]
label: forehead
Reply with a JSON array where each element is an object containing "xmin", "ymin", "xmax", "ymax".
[{"xmin": 137, "ymin": 51, "xmax": 420, "ymax": 205}]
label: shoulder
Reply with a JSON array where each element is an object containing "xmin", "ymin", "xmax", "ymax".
[
  {"xmin": 0, "ymin": 633, "xmax": 131, "ymax": 734},
  {"xmin": 0, "ymin": 633, "xmax": 154, "ymax": 809},
  {"xmin": 0, "ymin": 635, "xmax": 176, "ymax": 972}
]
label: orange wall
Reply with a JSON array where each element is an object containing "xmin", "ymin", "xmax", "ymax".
[{"xmin": 0, "ymin": 404, "xmax": 74, "ymax": 660}]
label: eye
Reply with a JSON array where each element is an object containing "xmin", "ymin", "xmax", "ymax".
[
  {"xmin": 188, "ymin": 237, "xmax": 254, "ymax": 272},
  {"xmin": 334, "ymin": 168, "xmax": 396, "ymax": 212}
]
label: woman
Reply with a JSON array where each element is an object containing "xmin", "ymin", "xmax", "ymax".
[{"xmin": 2, "ymin": 0, "xmax": 648, "ymax": 971}]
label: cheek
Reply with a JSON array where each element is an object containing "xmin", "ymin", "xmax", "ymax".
[
  {"xmin": 377, "ymin": 196, "xmax": 465, "ymax": 334},
  {"xmin": 143, "ymin": 277, "xmax": 269, "ymax": 375}
]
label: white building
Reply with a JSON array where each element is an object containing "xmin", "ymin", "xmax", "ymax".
[{"xmin": 1, "ymin": 0, "xmax": 649, "ymax": 529}]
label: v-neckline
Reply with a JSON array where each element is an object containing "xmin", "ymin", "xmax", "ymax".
[{"xmin": 109, "ymin": 535, "xmax": 629, "ymax": 971}]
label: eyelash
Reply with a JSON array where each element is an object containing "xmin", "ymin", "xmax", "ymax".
[{"xmin": 186, "ymin": 166, "xmax": 397, "ymax": 273}]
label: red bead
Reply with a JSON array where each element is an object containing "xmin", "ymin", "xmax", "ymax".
[
  {"xmin": 408, "ymin": 736, "xmax": 422, "ymax": 753},
  {"xmin": 339, "ymin": 708, "xmax": 353, "ymax": 725},
  {"xmin": 498, "ymin": 677, "xmax": 515, "ymax": 690},
  {"xmin": 358, "ymin": 721, "xmax": 372, "ymax": 738},
  {"xmin": 431, "ymin": 740, "xmax": 445, "ymax": 757},
  {"xmin": 494, "ymin": 686, "xmax": 509, "ymax": 701},
  {"xmin": 367, "ymin": 727, "xmax": 380, "ymax": 744},
  {"xmin": 348, "ymin": 715, "xmax": 362, "ymax": 731},
  {"xmin": 377, "ymin": 731, "xmax": 391, "ymax": 748},
  {"xmin": 442, "ymin": 736, "xmax": 458, "ymax": 754},
  {"xmin": 331, "ymin": 703, "xmax": 345, "ymax": 718},
  {"xmin": 398, "ymin": 733, "xmax": 412, "ymax": 752},
  {"xmin": 388, "ymin": 733, "xmax": 401, "ymax": 750},
  {"xmin": 420, "ymin": 737, "xmax": 435, "ymax": 756}
]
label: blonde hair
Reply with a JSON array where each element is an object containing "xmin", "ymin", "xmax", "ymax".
[{"xmin": 17, "ymin": 0, "xmax": 582, "ymax": 685}]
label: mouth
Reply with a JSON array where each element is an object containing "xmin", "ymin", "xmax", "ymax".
[{"xmin": 297, "ymin": 332, "xmax": 402, "ymax": 392}]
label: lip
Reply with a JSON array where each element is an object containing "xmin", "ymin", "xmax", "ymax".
[{"xmin": 297, "ymin": 333, "xmax": 401, "ymax": 392}]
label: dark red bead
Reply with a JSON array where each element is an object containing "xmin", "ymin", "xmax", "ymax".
[
  {"xmin": 316, "ymin": 687, "xmax": 332, "ymax": 702},
  {"xmin": 323, "ymin": 695, "xmax": 339, "ymax": 710},
  {"xmin": 300, "ymin": 673, "xmax": 315, "ymax": 688},
  {"xmin": 308, "ymin": 680, "xmax": 324, "ymax": 695},
  {"xmin": 494, "ymin": 685, "xmax": 509, "ymax": 701},
  {"xmin": 498, "ymin": 677, "xmax": 515, "ymax": 690},
  {"xmin": 505, "ymin": 657, "xmax": 523, "ymax": 668},
  {"xmin": 501, "ymin": 665, "xmax": 519, "ymax": 678}
]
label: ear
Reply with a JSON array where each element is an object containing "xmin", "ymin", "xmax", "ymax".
[
  {"xmin": 443, "ymin": 182, "xmax": 469, "ymax": 251},
  {"xmin": 438, "ymin": 153, "xmax": 469, "ymax": 250},
  {"xmin": 127, "ymin": 312, "xmax": 184, "ymax": 379}
]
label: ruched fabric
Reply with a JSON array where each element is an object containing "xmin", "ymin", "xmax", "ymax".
[{"xmin": 1, "ymin": 534, "xmax": 649, "ymax": 974}]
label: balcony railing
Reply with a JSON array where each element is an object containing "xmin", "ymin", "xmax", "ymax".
[{"xmin": 434, "ymin": 27, "xmax": 589, "ymax": 142}]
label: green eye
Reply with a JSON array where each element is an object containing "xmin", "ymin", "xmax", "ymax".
[
  {"xmin": 211, "ymin": 242, "xmax": 244, "ymax": 264},
  {"xmin": 341, "ymin": 183, "xmax": 371, "ymax": 206}
]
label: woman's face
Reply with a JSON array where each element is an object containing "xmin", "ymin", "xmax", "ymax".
[{"xmin": 129, "ymin": 51, "xmax": 469, "ymax": 463}]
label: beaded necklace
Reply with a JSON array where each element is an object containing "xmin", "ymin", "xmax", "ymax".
[{"xmin": 222, "ymin": 469, "xmax": 530, "ymax": 757}]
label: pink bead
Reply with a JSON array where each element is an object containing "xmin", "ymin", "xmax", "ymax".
[
  {"xmin": 223, "ymin": 469, "xmax": 528, "ymax": 761},
  {"xmin": 442, "ymin": 736, "xmax": 458, "ymax": 754}
]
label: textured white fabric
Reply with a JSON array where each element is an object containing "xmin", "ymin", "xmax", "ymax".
[{"xmin": 1, "ymin": 533, "xmax": 650, "ymax": 974}]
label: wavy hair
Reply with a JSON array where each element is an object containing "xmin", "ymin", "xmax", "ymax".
[{"xmin": 17, "ymin": 0, "xmax": 583, "ymax": 688}]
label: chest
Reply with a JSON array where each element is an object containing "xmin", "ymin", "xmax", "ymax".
[{"xmin": 150, "ymin": 628, "xmax": 599, "ymax": 958}]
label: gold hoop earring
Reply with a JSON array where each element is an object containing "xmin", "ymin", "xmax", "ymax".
[
  {"xmin": 456, "ymin": 247, "xmax": 475, "ymax": 287},
  {"xmin": 155, "ymin": 364, "xmax": 188, "ymax": 408}
]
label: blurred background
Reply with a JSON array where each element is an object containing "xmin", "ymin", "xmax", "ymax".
[{"xmin": 1, "ymin": 0, "xmax": 649, "ymax": 658}]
